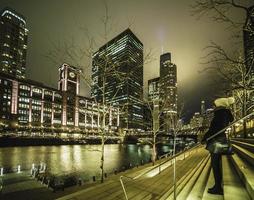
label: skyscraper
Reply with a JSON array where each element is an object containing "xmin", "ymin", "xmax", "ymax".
[
  {"xmin": 0, "ymin": 8, "xmax": 28, "ymax": 79},
  {"xmin": 148, "ymin": 77, "xmax": 160, "ymax": 101},
  {"xmin": 159, "ymin": 52, "xmax": 177, "ymax": 131},
  {"xmin": 92, "ymin": 28, "xmax": 143, "ymax": 130},
  {"xmin": 201, "ymin": 100, "xmax": 205, "ymax": 116}
]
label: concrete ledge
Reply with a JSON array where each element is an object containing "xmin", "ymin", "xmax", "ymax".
[
  {"xmin": 186, "ymin": 157, "xmax": 211, "ymax": 200},
  {"xmin": 223, "ymin": 156, "xmax": 251, "ymax": 200},
  {"xmin": 229, "ymin": 152, "xmax": 254, "ymax": 199},
  {"xmin": 168, "ymin": 153, "xmax": 210, "ymax": 200},
  {"xmin": 233, "ymin": 144, "xmax": 254, "ymax": 167},
  {"xmin": 231, "ymin": 140, "xmax": 254, "ymax": 153}
]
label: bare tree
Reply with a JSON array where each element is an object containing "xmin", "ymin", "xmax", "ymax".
[
  {"xmin": 192, "ymin": 0, "xmax": 254, "ymax": 137},
  {"xmin": 140, "ymin": 96, "xmax": 168, "ymax": 166},
  {"xmin": 200, "ymin": 42, "xmax": 253, "ymax": 137},
  {"xmin": 46, "ymin": 4, "xmax": 154, "ymax": 183},
  {"xmin": 191, "ymin": 0, "xmax": 253, "ymax": 35}
]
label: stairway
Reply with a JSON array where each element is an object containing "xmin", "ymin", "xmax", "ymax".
[{"xmin": 160, "ymin": 138, "xmax": 254, "ymax": 200}]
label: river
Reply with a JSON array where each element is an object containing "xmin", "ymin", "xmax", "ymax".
[{"xmin": 0, "ymin": 140, "xmax": 194, "ymax": 180}]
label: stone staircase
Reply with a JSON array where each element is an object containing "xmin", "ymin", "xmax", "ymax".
[{"xmin": 160, "ymin": 138, "xmax": 254, "ymax": 200}]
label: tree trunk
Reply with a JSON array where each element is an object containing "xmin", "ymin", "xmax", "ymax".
[
  {"xmin": 243, "ymin": 88, "xmax": 247, "ymax": 138},
  {"xmin": 173, "ymin": 134, "xmax": 176, "ymax": 200},
  {"xmin": 101, "ymin": 134, "xmax": 105, "ymax": 183},
  {"xmin": 152, "ymin": 135, "xmax": 157, "ymax": 166}
]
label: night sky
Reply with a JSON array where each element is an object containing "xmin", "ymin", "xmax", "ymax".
[{"xmin": 0, "ymin": 0, "xmax": 251, "ymax": 122}]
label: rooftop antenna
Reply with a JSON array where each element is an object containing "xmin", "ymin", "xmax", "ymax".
[{"xmin": 161, "ymin": 46, "xmax": 164, "ymax": 54}]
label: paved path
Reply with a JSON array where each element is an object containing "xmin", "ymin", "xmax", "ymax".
[{"xmin": 0, "ymin": 172, "xmax": 97, "ymax": 200}]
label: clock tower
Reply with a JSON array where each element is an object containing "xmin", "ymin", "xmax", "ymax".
[
  {"xmin": 58, "ymin": 63, "xmax": 81, "ymax": 95},
  {"xmin": 58, "ymin": 63, "xmax": 82, "ymax": 127}
]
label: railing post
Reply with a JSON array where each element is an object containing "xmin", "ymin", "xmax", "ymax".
[
  {"xmin": 0, "ymin": 168, "xmax": 3, "ymax": 176},
  {"xmin": 120, "ymin": 176, "xmax": 129, "ymax": 200},
  {"xmin": 17, "ymin": 165, "xmax": 21, "ymax": 173}
]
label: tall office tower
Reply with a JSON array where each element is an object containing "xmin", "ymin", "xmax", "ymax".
[
  {"xmin": 144, "ymin": 77, "xmax": 160, "ymax": 131},
  {"xmin": 58, "ymin": 63, "xmax": 81, "ymax": 127},
  {"xmin": 201, "ymin": 100, "xmax": 205, "ymax": 116},
  {"xmin": 148, "ymin": 77, "xmax": 160, "ymax": 101},
  {"xmin": 159, "ymin": 52, "xmax": 177, "ymax": 131},
  {"xmin": 92, "ymin": 28, "xmax": 143, "ymax": 130},
  {"xmin": 0, "ymin": 8, "xmax": 28, "ymax": 79},
  {"xmin": 243, "ymin": 5, "xmax": 254, "ymax": 112}
]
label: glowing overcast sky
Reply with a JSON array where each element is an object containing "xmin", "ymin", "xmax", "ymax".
[{"xmin": 0, "ymin": 0, "xmax": 250, "ymax": 119}]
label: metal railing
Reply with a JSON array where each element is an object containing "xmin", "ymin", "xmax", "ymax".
[
  {"xmin": 119, "ymin": 144, "xmax": 201, "ymax": 200},
  {"xmin": 119, "ymin": 112, "xmax": 254, "ymax": 200},
  {"xmin": 206, "ymin": 112, "xmax": 254, "ymax": 142}
]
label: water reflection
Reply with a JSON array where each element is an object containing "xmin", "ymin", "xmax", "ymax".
[{"xmin": 0, "ymin": 144, "xmax": 174, "ymax": 179}]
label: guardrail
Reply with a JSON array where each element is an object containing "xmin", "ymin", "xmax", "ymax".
[
  {"xmin": 120, "ymin": 112, "xmax": 254, "ymax": 200},
  {"xmin": 119, "ymin": 144, "xmax": 201, "ymax": 200},
  {"xmin": 206, "ymin": 112, "xmax": 254, "ymax": 141}
]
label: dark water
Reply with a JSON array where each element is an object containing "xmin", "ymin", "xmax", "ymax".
[{"xmin": 0, "ymin": 142, "xmax": 190, "ymax": 179}]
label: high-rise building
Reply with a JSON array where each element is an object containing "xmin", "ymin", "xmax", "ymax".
[
  {"xmin": 0, "ymin": 65, "xmax": 119, "ymax": 135},
  {"xmin": 159, "ymin": 52, "xmax": 177, "ymax": 131},
  {"xmin": 92, "ymin": 28, "xmax": 144, "ymax": 131},
  {"xmin": 148, "ymin": 77, "xmax": 160, "ymax": 101},
  {"xmin": 0, "ymin": 8, "xmax": 28, "ymax": 79},
  {"xmin": 201, "ymin": 100, "xmax": 205, "ymax": 116}
]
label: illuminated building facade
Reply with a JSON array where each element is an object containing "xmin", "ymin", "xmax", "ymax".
[
  {"xmin": 148, "ymin": 77, "xmax": 160, "ymax": 101},
  {"xmin": 201, "ymin": 100, "xmax": 205, "ymax": 116},
  {"xmin": 159, "ymin": 53, "xmax": 177, "ymax": 131},
  {"xmin": 58, "ymin": 63, "xmax": 81, "ymax": 127},
  {"xmin": 190, "ymin": 112, "xmax": 203, "ymax": 129},
  {"xmin": 92, "ymin": 28, "xmax": 143, "ymax": 130},
  {"xmin": 0, "ymin": 8, "xmax": 28, "ymax": 79},
  {"xmin": 0, "ymin": 64, "xmax": 119, "ymax": 134}
]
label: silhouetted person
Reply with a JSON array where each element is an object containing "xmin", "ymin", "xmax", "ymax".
[{"xmin": 202, "ymin": 97, "xmax": 234, "ymax": 195}]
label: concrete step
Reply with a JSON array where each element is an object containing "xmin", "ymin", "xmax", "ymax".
[
  {"xmin": 232, "ymin": 139, "xmax": 254, "ymax": 153},
  {"xmin": 232, "ymin": 138, "xmax": 254, "ymax": 145},
  {"xmin": 223, "ymin": 156, "xmax": 251, "ymax": 200},
  {"xmin": 186, "ymin": 157, "xmax": 211, "ymax": 200},
  {"xmin": 232, "ymin": 144, "xmax": 254, "ymax": 167},
  {"xmin": 172, "ymin": 154, "xmax": 210, "ymax": 200},
  {"xmin": 159, "ymin": 151, "xmax": 209, "ymax": 200},
  {"xmin": 201, "ymin": 165, "xmax": 223, "ymax": 200},
  {"xmin": 124, "ymin": 148, "xmax": 207, "ymax": 200},
  {"xmin": 229, "ymin": 152, "xmax": 254, "ymax": 199}
]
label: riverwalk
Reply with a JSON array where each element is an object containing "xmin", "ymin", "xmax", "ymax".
[
  {"xmin": 1, "ymin": 139, "xmax": 253, "ymax": 200},
  {"xmin": 57, "ymin": 146, "xmax": 207, "ymax": 200},
  {"xmin": 0, "ymin": 145, "xmax": 203, "ymax": 200},
  {"xmin": 57, "ymin": 138, "xmax": 254, "ymax": 200}
]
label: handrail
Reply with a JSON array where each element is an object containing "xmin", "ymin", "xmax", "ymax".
[
  {"xmin": 119, "ymin": 144, "xmax": 201, "ymax": 200},
  {"xmin": 206, "ymin": 112, "xmax": 254, "ymax": 142},
  {"xmin": 158, "ymin": 151, "xmax": 173, "ymax": 174}
]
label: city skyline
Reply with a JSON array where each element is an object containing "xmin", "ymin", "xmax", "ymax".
[{"xmin": 0, "ymin": 0, "xmax": 251, "ymax": 121}]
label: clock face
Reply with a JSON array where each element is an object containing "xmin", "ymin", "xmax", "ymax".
[{"xmin": 69, "ymin": 72, "xmax": 75, "ymax": 78}]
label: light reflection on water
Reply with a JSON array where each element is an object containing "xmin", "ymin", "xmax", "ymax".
[{"xmin": 0, "ymin": 144, "xmax": 173, "ymax": 179}]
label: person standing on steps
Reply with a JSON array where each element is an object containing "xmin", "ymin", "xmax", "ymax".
[{"xmin": 201, "ymin": 97, "xmax": 234, "ymax": 195}]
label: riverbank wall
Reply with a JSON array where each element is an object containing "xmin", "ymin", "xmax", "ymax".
[{"xmin": 0, "ymin": 136, "xmax": 119, "ymax": 147}]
